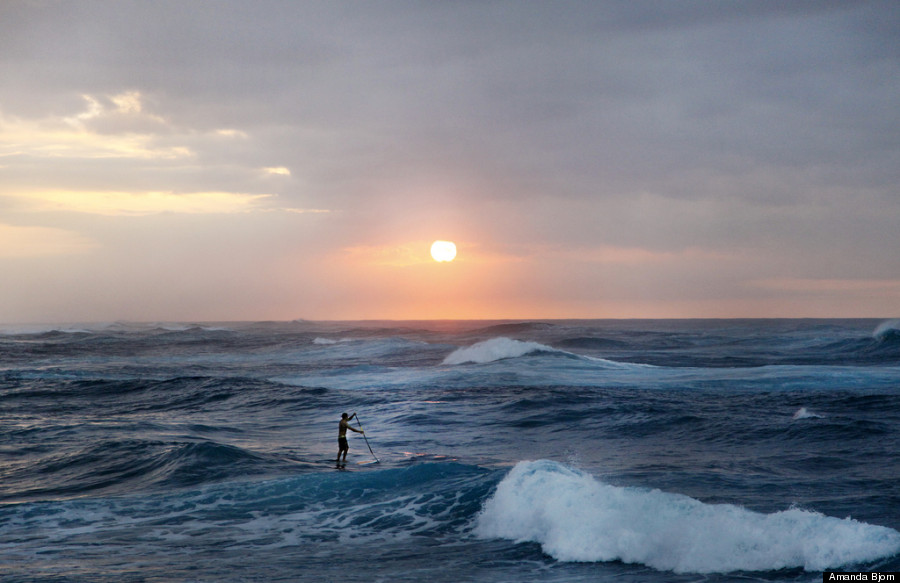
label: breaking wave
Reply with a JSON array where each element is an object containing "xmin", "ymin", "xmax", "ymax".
[
  {"xmin": 874, "ymin": 319, "xmax": 900, "ymax": 342},
  {"xmin": 442, "ymin": 337, "xmax": 564, "ymax": 365},
  {"xmin": 792, "ymin": 407, "xmax": 824, "ymax": 420},
  {"xmin": 474, "ymin": 460, "xmax": 900, "ymax": 573}
]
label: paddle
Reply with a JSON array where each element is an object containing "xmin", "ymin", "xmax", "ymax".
[{"xmin": 353, "ymin": 413, "xmax": 379, "ymax": 463}]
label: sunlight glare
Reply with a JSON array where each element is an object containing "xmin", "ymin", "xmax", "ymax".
[{"xmin": 430, "ymin": 240, "xmax": 457, "ymax": 262}]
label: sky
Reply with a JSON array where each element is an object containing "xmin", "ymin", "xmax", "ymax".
[{"xmin": 1, "ymin": 1, "xmax": 899, "ymax": 322}]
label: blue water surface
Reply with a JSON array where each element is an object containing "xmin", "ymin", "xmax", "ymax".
[{"xmin": 1, "ymin": 319, "xmax": 899, "ymax": 582}]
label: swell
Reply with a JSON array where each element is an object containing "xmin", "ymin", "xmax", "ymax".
[
  {"xmin": 0, "ymin": 439, "xmax": 302, "ymax": 503},
  {"xmin": 548, "ymin": 320, "xmax": 900, "ymax": 367},
  {"xmin": 466, "ymin": 322, "xmax": 559, "ymax": 335},
  {"xmin": 0, "ymin": 463, "xmax": 497, "ymax": 549},
  {"xmin": 0, "ymin": 376, "xmax": 331, "ymax": 415}
]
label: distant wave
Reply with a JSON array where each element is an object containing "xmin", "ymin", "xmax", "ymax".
[
  {"xmin": 809, "ymin": 320, "xmax": 900, "ymax": 364},
  {"xmin": 441, "ymin": 337, "xmax": 645, "ymax": 369},
  {"xmin": 0, "ymin": 322, "xmax": 235, "ymax": 337},
  {"xmin": 792, "ymin": 407, "xmax": 823, "ymax": 420},
  {"xmin": 474, "ymin": 460, "xmax": 900, "ymax": 573},
  {"xmin": 0, "ymin": 324, "xmax": 97, "ymax": 336},
  {"xmin": 313, "ymin": 337, "xmax": 353, "ymax": 345},
  {"xmin": 875, "ymin": 319, "xmax": 900, "ymax": 342},
  {"xmin": 442, "ymin": 337, "xmax": 563, "ymax": 365},
  {"xmin": 468, "ymin": 322, "xmax": 558, "ymax": 335},
  {"xmin": 557, "ymin": 337, "xmax": 629, "ymax": 350}
]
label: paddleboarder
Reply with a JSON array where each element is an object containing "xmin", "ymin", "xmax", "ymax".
[{"xmin": 337, "ymin": 412, "xmax": 364, "ymax": 464}]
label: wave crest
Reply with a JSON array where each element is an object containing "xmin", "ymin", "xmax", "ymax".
[
  {"xmin": 875, "ymin": 319, "xmax": 900, "ymax": 341},
  {"xmin": 474, "ymin": 460, "xmax": 900, "ymax": 573},
  {"xmin": 441, "ymin": 337, "xmax": 560, "ymax": 365},
  {"xmin": 792, "ymin": 407, "xmax": 823, "ymax": 420}
]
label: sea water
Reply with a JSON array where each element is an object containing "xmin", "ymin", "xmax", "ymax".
[{"xmin": 1, "ymin": 319, "xmax": 898, "ymax": 582}]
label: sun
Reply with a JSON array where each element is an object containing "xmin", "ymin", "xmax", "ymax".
[{"xmin": 430, "ymin": 240, "xmax": 457, "ymax": 262}]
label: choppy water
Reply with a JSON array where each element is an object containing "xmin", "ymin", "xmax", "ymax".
[{"xmin": 1, "ymin": 319, "xmax": 899, "ymax": 582}]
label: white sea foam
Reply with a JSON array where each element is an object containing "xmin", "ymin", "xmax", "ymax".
[
  {"xmin": 792, "ymin": 407, "xmax": 823, "ymax": 420},
  {"xmin": 442, "ymin": 337, "xmax": 559, "ymax": 365},
  {"xmin": 312, "ymin": 336, "xmax": 362, "ymax": 345},
  {"xmin": 474, "ymin": 460, "xmax": 900, "ymax": 573}
]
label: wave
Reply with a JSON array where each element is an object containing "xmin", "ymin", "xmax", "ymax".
[
  {"xmin": 792, "ymin": 407, "xmax": 823, "ymax": 420},
  {"xmin": 468, "ymin": 322, "xmax": 558, "ymax": 335},
  {"xmin": 807, "ymin": 322, "xmax": 900, "ymax": 364},
  {"xmin": 0, "ymin": 324, "xmax": 98, "ymax": 336},
  {"xmin": 2, "ymin": 462, "xmax": 494, "ymax": 549},
  {"xmin": 875, "ymin": 319, "xmax": 900, "ymax": 341},
  {"xmin": 474, "ymin": 460, "xmax": 900, "ymax": 573},
  {"xmin": 0, "ymin": 438, "xmax": 300, "ymax": 502},
  {"xmin": 442, "ymin": 337, "xmax": 565, "ymax": 365},
  {"xmin": 440, "ymin": 338, "xmax": 648, "ymax": 372},
  {"xmin": 557, "ymin": 336, "xmax": 630, "ymax": 350},
  {"xmin": 0, "ymin": 322, "xmax": 238, "ymax": 337}
]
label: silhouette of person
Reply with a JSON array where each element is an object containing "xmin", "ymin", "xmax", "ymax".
[{"xmin": 337, "ymin": 412, "xmax": 364, "ymax": 464}]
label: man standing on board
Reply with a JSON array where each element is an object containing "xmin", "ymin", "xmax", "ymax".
[{"xmin": 337, "ymin": 412, "xmax": 364, "ymax": 464}]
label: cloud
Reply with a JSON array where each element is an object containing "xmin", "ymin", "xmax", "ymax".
[
  {"xmin": 8, "ymin": 190, "xmax": 273, "ymax": 216},
  {"xmin": 0, "ymin": 224, "xmax": 98, "ymax": 258},
  {"xmin": 0, "ymin": 90, "xmax": 323, "ymax": 217},
  {"xmin": 0, "ymin": 2, "xmax": 897, "ymax": 320},
  {"xmin": 541, "ymin": 244, "xmax": 732, "ymax": 265},
  {"xmin": 262, "ymin": 166, "xmax": 291, "ymax": 176},
  {"xmin": 64, "ymin": 91, "xmax": 162, "ymax": 127},
  {"xmin": 216, "ymin": 129, "xmax": 249, "ymax": 138},
  {"xmin": 752, "ymin": 278, "xmax": 900, "ymax": 295},
  {"xmin": 0, "ymin": 91, "xmax": 190, "ymax": 160},
  {"xmin": 341, "ymin": 242, "xmax": 433, "ymax": 268},
  {"xmin": 281, "ymin": 207, "xmax": 331, "ymax": 215}
]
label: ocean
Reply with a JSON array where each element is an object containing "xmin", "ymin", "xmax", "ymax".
[{"xmin": 1, "ymin": 319, "xmax": 899, "ymax": 582}]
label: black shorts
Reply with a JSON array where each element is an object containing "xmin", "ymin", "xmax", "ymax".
[{"xmin": 338, "ymin": 437, "xmax": 348, "ymax": 450}]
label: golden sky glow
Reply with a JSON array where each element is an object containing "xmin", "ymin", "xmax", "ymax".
[
  {"xmin": 0, "ymin": 92, "xmax": 192, "ymax": 160},
  {"xmin": 11, "ymin": 189, "xmax": 273, "ymax": 216}
]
